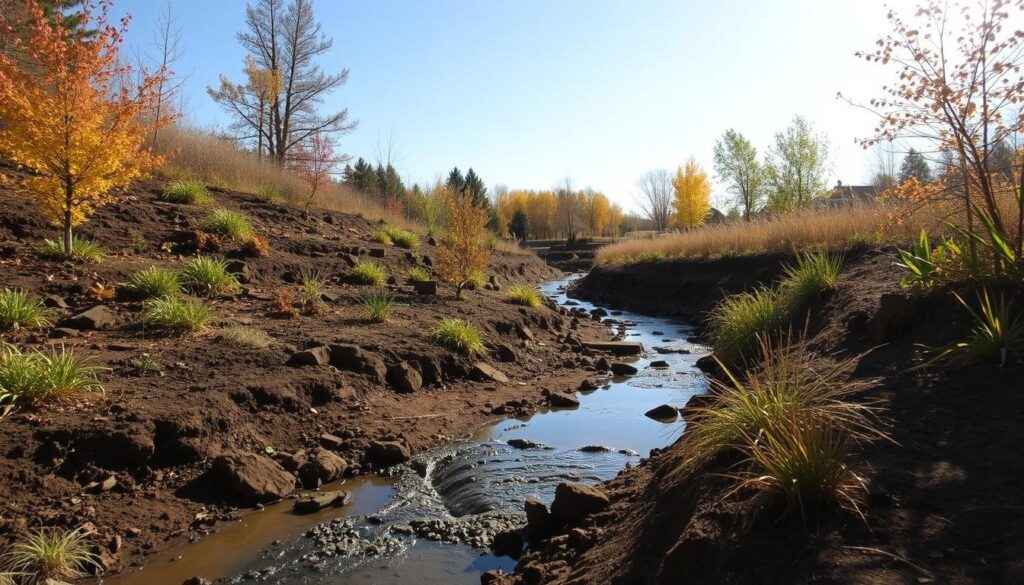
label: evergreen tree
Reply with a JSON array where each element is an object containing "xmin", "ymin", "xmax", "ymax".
[
  {"xmin": 446, "ymin": 167, "xmax": 465, "ymax": 195},
  {"xmin": 464, "ymin": 168, "xmax": 489, "ymax": 209},
  {"xmin": 509, "ymin": 209, "xmax": 530, "ymax": 240},
  {"xmin": 898, "ymin": 148, "xmax": 933, "ymax": 184}
]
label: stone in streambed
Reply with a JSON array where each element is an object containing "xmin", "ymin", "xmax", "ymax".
[
  {"xmin": 610, "ymin": 362, "xmax": 638, "ymax": 376},
  {"xmin": 550, "ymin": 482, "xmax": 610, "ymax": 522},
  {"xmin": 645, "ymin": 404, "xmax": 679, "ymax": 421},
  {"xmin": 212, "ymin": 451, "xmax": 295, "ymax": 505},
  {"xmin": 292, "ymin": 490, "xmax": 351, "ymax": 515}
]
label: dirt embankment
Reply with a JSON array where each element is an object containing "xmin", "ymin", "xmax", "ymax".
[
  {"xmin": 501, "ymin": 247, "xmax": 1024, "ymax": 584},
  {"xmin": 0, "ymin": 173, "xmax": 615, "ymax": 577}
]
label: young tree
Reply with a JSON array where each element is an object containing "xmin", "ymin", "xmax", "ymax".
[
  {"xmin": 0, "ymin": 0, "xmax": 168, "ymax": 255},
  {"xmin": 672, "ymin": 157, "xmax": 712, "ymax": 229},
  {"xmin": 146, "ymin": 0, "xmax": 185, "ymax": 150},
  {"xmin": 898, "ymin": 148, "xmax": 933, "ymax": 184},
  {"xmin": 463, "ymin": 168, "xmax": 488, "ymax": 209},
  {"xmin": 208, "ymin": 0, "xmax": 355, "ymax": 162},
  {"xmin": 289, "ymin": 131, "xmax": 340, "ymax": 209},
  {"xmin": 765, "ymin": 116, "xmax": 831, "ymax": 213},
  {"xmin": 713, "ymin": 129, "xmax": 765, "ymax": 221},
  {"xmin": 869, "ymin": 141, "xmax": 899, "ymax": 190},
  {"xmin": 436, "ymin": 193, "xmax": 491, "ymax": 298},
  {"xmin": 635, "ymin": 169, "xmax": 674, "ymax": 231},
  {"xmin": 509, "ymin": 209, "xmax": 530, "ymax": 240}
]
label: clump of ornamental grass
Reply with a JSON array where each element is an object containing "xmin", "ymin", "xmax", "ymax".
[
  {"xmin": 217, "ymin": 326, "xmax": 273, "ymax": 349},
  {"xmin": 179, "ymin": 257, "xmax": 239, "ymax": 296},
  {"xmin": 372, "ymin": 227, "xmax": 393, "ymax": 246},
  {"xmin": 778, "ymin": 251, "xmax": 843, "ymax": 311},
  {"xmin": 0, "ymin": 289, "xmax": 53, "ymax": 330},
  {"xmin": 256, "ymin": 184, "xmax": 281, "ymax": 203},
  {"xmin": 127, "ymin": 267, "xmax": 180, "ymax": 299},
  {"xmin": 351, "ymin": 259, "xmax": 388, "ymax": 286},
  {"xmin": 300, "ymin": 269, "xmax": 326, "ymax": 305},
  {"xmin": 202, "ymin": 208, "xmax": 254, "ymax": 241},
  {"xmin": 141, "ymin": 296, "xmax": 212, "ymax": 333},
  {"xmin": 240, "ymin": 235, "xmax": 271, "ymax": 258},
  {"xmin": 0, "ymin": 344, "xmax": 104, "ymax": 406},
  {"xmin": 430, "ymin": 318, "xmax": 486, "ymax": 355},
  {"xmin": 380, "ymin": 225, "xmax": 419, "ymax": 249},
  {"xmin": 161, "ymin": 179, "xmax": 210, "ymax": 204},
  {"xmin": 40, "ymin": 236, "xmax": 106, "ymax": 263},
  {"xmin": 408, "ymin": 267, "xmax": 431, "ymax": 283},
  {"xmin": 0, "ymin": 526, "xmax": 98, "ymax": 583},
  {"xmin": 360, "ymin": 290, "xmax": 394, "ymax": 323},
  {"xmin": 463, "ymin": 269, "xmax": 487, "ymax": 291},
  {"xmin": 504, "ymin": 284, "xmax": 542, "ymax": 307},
  {"xmin": 707, "ymin": 287, "xmax": 788, "ymax": 367},
  {"xmin": 937, "ymin": 289, "xmax": 1024, "ymax": 367}
]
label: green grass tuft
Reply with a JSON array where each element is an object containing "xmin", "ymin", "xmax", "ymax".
[
  {"xmin": 40, "ymin": 236, "xmax": 106, "ymax": 262},
  {"xmin": 779, "ymin": 252, "xmax": 842, "ymax": 310},
  {"xmin": 0, "ymin": 526, "xmax": 98, "ymax": 583},
  {"xmin": 127, "ymin": 267, "xmax": 180, "ymax": 299},
  {"xmin": 142, "ymin": 296, "xmax": 212, "ymax": 333},
  {"xmin": 940, "ymin": 289, "xmax": 1024, "ymax": 366},
  {"xmin": 161, "ymin": 179, "xmax": 210, "ymax": 204},
  {"xmin": 0, "ymin": 289, "xmax": 53, "ymax": 330},
  {"xmin": 708, "ymin": 287, "xmax": 787, "ymax": 367},
  {"xmin": 504, "ymin": 284, "xmax": 542, "ymax": 307},
  {"xmin": 463, "ymin": 269, "xmax": 487, "ymax": 290},
  {"xmin": 408, "ymin": 267, "xmax": 431, "ymax": 283},
  {"xmin": 202, "ymin": 208, "xmax": 254, "ymax": 241},
  {"xmin": 360, "ymin": 290, "xmax": 394, "ymax": 323},
  {"xmin": 217, "ymin": 326, "xmax": 273, "ymax": 349},
  {"xmin": 430, "ymin": 318, "xmax": 486, "ymax": 355},
  {"xmin": 256, "ymin": 184, "xmax": 281, "ymax": 203},
  {"xmin": 0, "ymin": 344, "xmax": 104, "ymax": 406},
  {"xmin": 179, "ymin": 257, "xmax": 240, "ymax": 296},
  {"xmin": 351, "ymin": 260, "xmax": 388, "ymax": 286},
  {"xmin": 300, "ymin": 269, "xmax": 326, "ymax": 306}
]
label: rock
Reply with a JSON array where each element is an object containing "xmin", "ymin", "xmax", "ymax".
[
  {"xmin": 589, "ymin": 308, "xmax": 608, "ymax": 318},
  {"xmin": 387, "ymin": 361, "xmax": 422, "ymax": 393},
  {"xmin": 50, "ymin": 327, "xmax": 80, "ymax": 339},
  {"xmin": 582, "ymin": 341, "xmax": 643, "ymax": 356},
  {"xmin": 578, "ymin": 379, "xmax": 598, "ymax": 392},
  {"xmin": 480, "ymin": 571, "xmax": 505, "ymax": 585},
  {"xmin": 578, "ymin": 445, "xmax": 613, "ymax": 453},
  {"xmin": 212, "ymin": 451, "xmax": 296, "ymax": 505},
  {"xmin": 286, "ymin": 345, "xmax": 330, "ymax": 367},
  {"xmin": 494, "ymin": 343, "xmax": 517, "ymax": 363},
  {"xmin": 473, "ymin": 362, "xmax": 510, "ymax": 384},
  {"xmin": 515, "ymin": 324, "xmax": 535, "ymax": 341},
  {"xmin": 224, "ymin": 260, "xmax": 251, "ymax": 283},
  {"xmin": 645, "ymin": 404, "xmax": 679, "ymax": 421},
  {"xmin": 329, "ymin": 344, "xmax": 387, "ymax": 383},
  {"xmin": 550, "ymin": 482, "xmax": 610, "ymax": 522},
  {"xmin": 43, "ymin": 294, "xmax": 68, "ymax": 309},
  {"xmin": 507, "ymin": 438, "xmax": 552, "ymax": 450},
  {"xmin": 182, "ymin": 578, "xmax": 212, "ymax": 585},
  {"xmin": 365, "ymin": 440, "xmax": 410, "ymax": 467},
  {"xmin": 369, "ymin": 248, "xmax": 386, "ymax": 258},
  {"xmin": 649, "ymin": 360, "xmax": 670, "ymax": 368},
  {"xmin": 610, "ymin": 362, "xmax": 638, "ymax": 376},
  {"xmin": 524, "ymin": 497, "xmax": 556, "ymax": 540},
  {"xmin": 595, "ymin": 357, "xmax": 611, "ymax": 371},
  {"xmin": 654, "ymin": 346, "xmax": 691, "ymax": 355},
  {"xmin": 276, "ymin": 450, "xmax": 307, "ymax": 472},
  {"xmin": 292, "ymin": 490, "xmax": 351, "ymax": 514},
  {"xmin": 491, "ymin": 529, "xmax": 524, "ymax": 558},
  {"xmin": 412, "ymin": 280, "xmax": 437, "ymax": 295},
  {"xmin": 59, "ymin": 305, "xmax": 116, "ymax": 330},
  {"xmin": 99, "ymin": 475, "xmax": 118, "ymax": 492},
  {"xmin": 681, "ymin": 393, "xmax": 716, "ymax": 418},
  {"xmin": 319, "ymin": 433, "xmax": 345, "ymax": 450},
  {"xmin": 546, "ymin": 392, "xmax": 580, "ymax": 409}
]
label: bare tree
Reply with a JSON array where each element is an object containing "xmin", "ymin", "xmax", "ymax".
[
  {"xmin": 148, "ymin": 0, "xmax": 186, "ymax": 149},
  {"xmin": 635, "ymin": 169, "xmax": 674, "ymax": 231},
  {"xmin": 868, "ymin": 141, "xmax": 899, "ymax": 190},
  {"xmin": 208, "ymin": 0, "xmax": 355, "ymax": 162},
  {"xmin": 555, "ymin": 177, "xmax": 580, "ymax": 240}
]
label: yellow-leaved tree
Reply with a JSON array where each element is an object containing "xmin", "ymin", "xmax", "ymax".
[
  {"xmin": 672, "ymin": 157, "xmax": 712, "ymax": 229},
  {"xmin": 436, "ymin": 190, "xmax": 492, "ymax": 298},
  {"xmin": 0, "ymin": 0, "xmax": 169, "ymax": 257}
]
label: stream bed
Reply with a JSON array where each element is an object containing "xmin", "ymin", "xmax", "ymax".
[{"xmin": 104, "ymin": 274, "xmax": 708, "ymax": 585}]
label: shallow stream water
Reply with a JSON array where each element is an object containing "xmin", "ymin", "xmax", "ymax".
[{"xmin": 104, "ymin": 274, "xmax": 708, "ymax": 585}]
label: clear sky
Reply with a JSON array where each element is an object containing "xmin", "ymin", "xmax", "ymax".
[{"xmin": 118, "ymin": 0, "xmax": 902, "ymax": 212}]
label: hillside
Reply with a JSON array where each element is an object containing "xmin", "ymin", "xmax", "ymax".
[{"xmin": 0, "ymin": 167, "xmax": 611, "ymax": 577}]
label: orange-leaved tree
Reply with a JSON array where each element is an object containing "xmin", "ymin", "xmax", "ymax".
[
  {"xmin": 289, "ymin": 130, "xmax": 340, "ymax": 210},
  {"xmin": 672, "ymin": 157, "xmax": 712, "ymax": 229},
  {"xmin": 0, "ymin": 0, "xmax": 170, "ymax": 257},
  {"xmin": 436, "ymin": 190, "xmax": 492, "ymax": 298}
]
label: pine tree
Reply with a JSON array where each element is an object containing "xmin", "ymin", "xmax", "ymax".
[
  {"xmin": 509, "ymin": 209, "xmax": 530, "ymax": 240},
  {"xmin": 446, "ymin": 167, "xmax": 465, "ymax": 195},
  {"xmin": 463, "ymin": 168, "xmax": 489, "ymax": 209},
  {"xmin": 898, "ymin": 148, "xmax": 933, "ymax": 184}
]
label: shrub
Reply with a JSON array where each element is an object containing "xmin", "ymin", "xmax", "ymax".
[
  {"xmin": 217, "ymin": 326, "xmax": 273, "ymax": 349},
  {"xmin": 361, "ymin": 290, "xmax": 394, "ymax": 323},
  {"xmin": 431, "ymin": 318, "xmax": 485, "ymax": 355},
  {"xmin": 0, "ymin": 289, "xmax": 53, "ymax": 330},
  {"xmin": 202, "ymin": 208, "xmax": 254, "ymax": 241},
  {"xmin": 142, "ymin": 296, "xmax": 211, "ymax": 333},
  {"xmin": 127, "ymin": 267, "xmax": 180, "ymax": 299},
  {"xmin": 504, "ymin": 284, "xmax": 542, "ymax": 307},
  {"xmin": 895, "ymin": 229, "xmax": 955, "ymax": 290},
  {"xmin": 256, "ymin": 184, "xmax": 281, "ymax": 203},
  {"xmin": 40, "ymin": 236, "xmax": 106, "ymax": 262},
  {"xmin": 240, "ymin": 236, "xmax": 271, "ymax": 257},
  {"xmin": 351, "ymin": 260, "xmax": 387, "ymax": 285},
  {"xmin": 300, "ymin": 269, "xmax": 326, "ymax": 306},
  {"xmin": 0, "ymin": 526, "xmax": 98, "ymax": 583},
  {"xmin": 161, "ymin": 179, "xmax": 210, "ymax": 204},
  {"xmin": 0, "ymin": 344, "xmax": 104, "ymax": 406},
  {"xmin": 707, "ymin": 288, "xmax": 787, "ymax": 367},
  {"xmin": 939, "ymin": 289, "xmax": 1024, "ymax": 366},
  {"xmin": 179, "ymin": 257, "xmax": 240, "ymax": 296},
  {"xmin": 408, "ymin": 267, "xmax": 431, "ymax": 283},
  {"xmin": 273, "ymin": 289, "xmax": 299, "ymax": 319},
  {"xmin": 778, "ymin": 252, "xmax": 842, "ymax": 310},
  {"xmin": 130, "ymin": 354, "xmax": 161, "ymax": 373},
  {"xmin": 435, "ymin": 195, "xmax": 492, "ymax": 297}
]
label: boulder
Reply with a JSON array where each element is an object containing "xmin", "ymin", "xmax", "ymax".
[
  {"xmin": 507, "ymin": 438, "xmax": 552, "ymax": 450},
  {"xmin": 59, "ymin": 305, "xmax": 116, "ymax": 330},
  {"xmin": 550, "ymin": 482, "xmax": 610, "ymax": 522},
  {"xmin": 491, "ymin": 528, "xmax": 524, "ymax": 558},
  {"xmin": 292, "ymin": 490, "xmax": 351, "ymax": 515},
  {"xmin": 645, "ymin": 404, "xmax": 679, "ymax": 421},
  {"xmin": 610, "ymin": 362, "xmax": 638, "ymax": 376},
  {"xmin": 472, "ymin": 362, "xmax": 510, "ymax": 384},
  {"xmin": 212, "ymin": 451, "xmax": 296, "ymax": 505},
  {"xmin": 365, "ymin": 440, "xmax": 410, "ymax": 467},
  {"xmin": 595, "ymin": 357, "xmax": 611, "ymax": 372},
  {"xmin": 649, "ymin": 360, "xmax": 670, "ymax": 368},
  {"xmin": 582, "ymin": 341, "xmax": 643, "ymax": 356},
  {"xmin": 43, "ymin": 294, "xmax": 68, "ymax": 309},
  {"xmin": 387, "ymin": 361, "xmax": 423, "ymax": 393},
  {"xmin": 329, "ymin": 344, "xmax": 387, "ymax": 383},
  {"xmin": 412, "ymin": 280, "xmax": 437, "ymax": 295},
  {"xmin": 524, "ymin": 497, "xmax": 556, "ymax": 540},
  {"xmin": 369, "ymin": 248, "xmax": 386, "ymax": 258},
  {"xmin": 546, "ymin": 392, "xmax": 580, "ymax": 409},
  {"xmin": 286, "ymin": 345, "xmax": 330, "ymax": 367},
  {"xmin": 318, "ymin": 433, "xmax": 345, "ymax": 450}
]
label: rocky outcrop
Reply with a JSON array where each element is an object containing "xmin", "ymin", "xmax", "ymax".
[{"xmin": 549, "ymin": 482, "xmax": 610, "ymax": 522}]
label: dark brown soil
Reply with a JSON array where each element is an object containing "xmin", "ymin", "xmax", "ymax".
[
  {"xmin": 0, "ymin": 169, "xmax": 612, "ymax": 576},
  {"xmin": 501, "ymin": 248, "xmax": 1024, "ymax": 584}
]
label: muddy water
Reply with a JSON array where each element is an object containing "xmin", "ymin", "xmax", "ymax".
[{"xmin": 105, "ymin": 274, "xmax": 708, "ymax": 585}]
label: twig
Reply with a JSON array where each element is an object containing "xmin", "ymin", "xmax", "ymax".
[{"xmin": 387, "ymin": 414, "xmax": 447, "ymax": 420}]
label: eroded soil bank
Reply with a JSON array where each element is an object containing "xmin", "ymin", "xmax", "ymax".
[
  {"xmin": 497, "ymin": 247, "xmax": 1024, "ymax": 584},
  {"xmin": 0, "ymin": 171, "xmax": 616, "ymax": 578}
]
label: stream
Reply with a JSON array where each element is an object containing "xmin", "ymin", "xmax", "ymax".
[{"xmin": 103, "ymin": 274, "xmax": 709, "ymax": 585}]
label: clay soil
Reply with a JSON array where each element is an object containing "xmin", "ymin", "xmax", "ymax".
[
  {"xmin": 0, "ymin": 167, "xmax": 610, "ymax": 577},
  {"xmin": 503, "ymin": 247, "xmax": 1024, "ymax": 584}
]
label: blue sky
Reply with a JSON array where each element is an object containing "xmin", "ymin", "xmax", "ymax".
[{"xmin": 119, "ymin": 0, "xmax": 901, "ymax": 212}]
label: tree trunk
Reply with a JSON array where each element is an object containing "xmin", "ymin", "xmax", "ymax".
[{"xmin": 63, "ymin": 215, "xmax": 73, "ymax": 256}]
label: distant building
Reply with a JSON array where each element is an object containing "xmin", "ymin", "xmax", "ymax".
[{"xmin": 814, "ymin": 181, "xmax": 879, "ymax": 209}]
